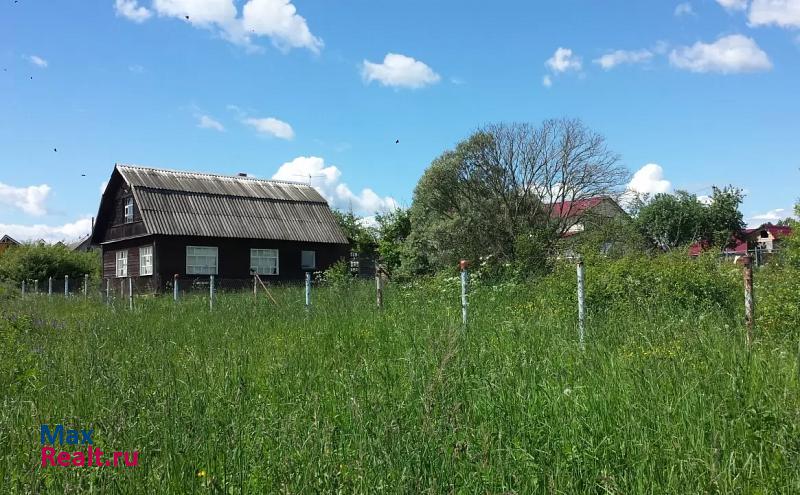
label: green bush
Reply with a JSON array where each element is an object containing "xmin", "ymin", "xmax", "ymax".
[{"xmin": 0, "ymin": 243, "xmax": 100, "ymax": 282}]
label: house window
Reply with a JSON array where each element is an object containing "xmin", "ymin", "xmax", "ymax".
[
  {"xmin": 186, "ymin": 246, "xmax": 218, "ymax": 275},
  {"xmin": 301, "ymin": 250, "xmax": 316, "ymax": 270},
  {"xmin": 116, "ymin": 250, "xmax": 128, "ymax": 278},
  {"xmin": 140, "ymin": 246, "xmax": 153, "ymax": 276},
  {"xmin": 250, "ymin": 249, "xmax": 279, "ymax": 275},
  {"xmin": 124, "ymin": 197, "xmax": 134, "ymax": 223}
]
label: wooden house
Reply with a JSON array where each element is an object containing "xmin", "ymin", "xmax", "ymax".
[
  {"xmin": 91, "ymin": 165, "xmax": 350, "ymax": 288},
  {"xmin": 0, "ymin": 234, "xmax": 20, "ymax": 255}
]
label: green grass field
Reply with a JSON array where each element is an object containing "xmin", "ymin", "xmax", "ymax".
[{"xmin": 2, "ymin": 271, "xmax": 799, "ymax": 493}]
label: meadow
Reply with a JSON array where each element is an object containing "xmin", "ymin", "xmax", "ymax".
[{"xmin": 1, "ymin": 256, "xmax": 799, "ymax": 494}]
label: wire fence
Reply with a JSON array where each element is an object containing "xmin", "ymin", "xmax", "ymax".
[{"xmin": 10, "ymin": 252, "xmax": 772, "ymax": 351}]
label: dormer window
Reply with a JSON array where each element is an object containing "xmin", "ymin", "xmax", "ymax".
[{"xmin": 124, "ymin": 197, "xmax": 134, "ymax": 223}]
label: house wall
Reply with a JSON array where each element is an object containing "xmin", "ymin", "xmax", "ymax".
[
  {"xmin": 153, "ymin": 235, "xmax": 349, "ymax": 284},
  {"xmin": 95, "ymin": 178, "xmax": 146, "ymax": 243},
  {"xmin": 101, "ymin": 236, "xmax": 155, "ymax": 279}
]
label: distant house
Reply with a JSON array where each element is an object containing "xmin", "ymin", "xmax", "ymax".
[
  {"xmin": 689, "ymin": 223, "xmax": 793, "ymax": 261},
  {"xmin": 68, "ymin": 235, "xmax": 96, "ymax": 252},
  {"xmin": 91, "ymin": 165, "xmax": 350, "ymax": 288},
  {"xmin": 550, "ymin": 196, "xmax": 628, "ymax": 237},
  {"xmin": 0, "ymin": 234, "xmax": 20, "ymax": 255}
]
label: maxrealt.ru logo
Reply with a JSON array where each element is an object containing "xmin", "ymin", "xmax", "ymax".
[{"xmin": 40, "ymin": 425, "xmax": 139, "ymax": 467}]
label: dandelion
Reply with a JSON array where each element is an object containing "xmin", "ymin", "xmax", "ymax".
[{"xmin": 196, "ymin": 469, "xmax": 206, "ymax": 478}]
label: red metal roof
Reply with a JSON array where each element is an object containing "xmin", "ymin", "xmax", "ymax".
[{"xmin": 550, "ymin": 197, "xmax": 606, "ymax": 218}]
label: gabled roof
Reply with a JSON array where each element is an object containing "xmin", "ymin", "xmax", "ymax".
[
  {"xmin": 97, "ymin": 164, "xmax": 349, "ymax": 245},
  {"xmin": 550, "ymin": 197, "xmax": 609, "ymax": 218},
  {"xmin": 0, "ymin": 234, "xmax": 20, "ymax": 245}
]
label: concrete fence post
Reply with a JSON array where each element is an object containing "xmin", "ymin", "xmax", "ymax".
[
  {"xmin": 106, "ymin": 278, "xmax": 110, "ymax": 304},
  {"xmin": 21, "ymin": 280, "xmax": 26, "ymax": 298},
  {"xmin": 64, "ymin": 275, "xmax": 69, "ymax": 297},
  {"xmin": 305, "ymin": 272, "xmax": 311, "ymax": 309},
  {"xmin": 209, "ymin": 275, "xmax": 215, "ymax": 311},
  {"xmin": 577, "ymin": 258, "xmax": 586, "ymax": 349},
  {"xmin": 743, "ymin": 255, "xmax": 755, "ymax": 347},
  {"xmin": 48, "ymin": 277, "xmax": 52, "ymax": 297},
  {"xmin": 34, "ymin": 279, "xmax": 38, "ymax": 295},
  {"xmin": 173, "ymin": 274, "xmax": 179, "ymax": 302},
  {"xmin": 375, "ymin": 263, "xmax": 383, "ymax": 309},
  {"xmin": 128, "ymin": 277, "xmax": 133, "ymax": 311},
  {"xmin": 84, "ymin": 274, "xmax": 88, "ymax": 297},
  {"xmin": 459, "ymin": 259, "xmax": 469, "ymax": 327},
  {"xmin": 253, "ymin": 274, "xmax": 258, "ymax": 301}
]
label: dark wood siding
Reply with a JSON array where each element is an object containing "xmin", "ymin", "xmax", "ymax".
[
  {"xmin": 154, "ymin": 235, "xmax": 348, "ymax": 283},
  {"xmin": 95, "ymin": 174, "xmax": 147, "ymax": 243},
  {"xmin": 101, "ymin": 237, "xmax": 155, "ymax": 279}
]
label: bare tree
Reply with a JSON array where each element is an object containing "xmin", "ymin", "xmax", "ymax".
[{"xmin": 411, "ymin": 119, "xmax": 630, "ymax": 268}]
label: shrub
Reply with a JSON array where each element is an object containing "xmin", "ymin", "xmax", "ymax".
[{"xmin": 0, "ymin": 243, "xmax": 99, "ymax": 282}]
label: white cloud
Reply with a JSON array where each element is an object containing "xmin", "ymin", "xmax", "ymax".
[
  {"xmin": 669, "ymin": 34, "xmax": 772, "ymax": 73},
  {"xmin": 627, "ymin": 163, "xmax": 672, "ymax": 195},
  {"xmin": 0, "ymin": 182, "xmax": 51, "ymax": 216},
  {"xmin": 27, "ymin": 55, "xmax": 48, "ymax": 68},
  {"xmin": 545, "ymin": 47, "xmax": 582, "ymax": 73},
  {"xmin": 272, "ymin": 156, "xmax": 398, "ymax": 215},
  {"xmin": 361, "ymin": 53, "xmax": 441, "ymax": 89},
  {"xmin": 115, "ymin": 0, "xmax": 153, "ymax": 23},
  {"xmin": 241, "ymin": 0, "xmax": 323, "ymax": 52},
  {"xmin": 118, "ymin": 0, "xmax": 321, "ymax": 52},
  {"xmin": 542, "ymin": 75, "xmax": 553, "ymax": 87},
  {"xmin": 244, "ymin": 117, "xmax": 294, "ymax": 139},
  {"xmin": 675, "ymin": 2, "xmax": 695, "ymax": 16},
  {"xmin": 0, "ymin": 217, "xmax": 93, "ymax": 244},
  {"xmin": 749, "ymin": 0, "xmax": 800, "ymax": 27},
  {"xmin": 128, "ymin": 64, "xmax": 145, "ymax": 73},
  {"xmin": 197, "ymin": 114, "xmax": 225, "ymax": 132},
  {"xmin": 594, "ymin": 49, "xmax": 653, "ymax": 70},
  {"xmin": 751, "ymin": 207, "xmax": 792, "ymax": 221},
  {"xmin": 698, "ymin": 195, "xmax": 714, "ymax": 205},
  {"xmin": 717, "ymin": 0, "xmax": 749, "ymax": 10}
]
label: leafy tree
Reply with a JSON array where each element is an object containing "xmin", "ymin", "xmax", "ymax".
[
  {"xmin": 408, "ymin": 119, "xmax": 629, "ymax": 275},
  {"xmin": 331, "ymin": 209, "xmax": 377, "ymax": 257},
  {"xmin": 635, "ymin": 186, "xmax": 744, "ymax": 250},
  {"xmin": 375, "ymin": 209, "xmax": 411, "ymax": 272},
  {"xmin": 0, "ymin": 243, "xmax": 99, "ymax": 282}
]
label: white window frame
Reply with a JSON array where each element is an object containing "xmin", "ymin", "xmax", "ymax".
[
  {"xmin": 186, "ymin": 246, "xmax": 218, "ymax": 275},
  {"xmin": 301, "ymin": 250, "xmax": 316, "ymax": 270},
  {"xmin": 250, "ymin": 248, "xmax": 279, "ymax": 276},
  {"xmin": 116, "ymin": 250, "xmax": 128, "ymax": 278},
  {"xmin": 139, "ymin": 246, "xmax": 153, "ymax": 276},
  {"xmin": 124, "ymin": 197, "xmax": 134, "ymax": 224}
]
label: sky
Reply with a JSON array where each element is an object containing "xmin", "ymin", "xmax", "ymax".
[{"xmin": 1, "ymin": 0, "xmax": 799, "ymax": 242}]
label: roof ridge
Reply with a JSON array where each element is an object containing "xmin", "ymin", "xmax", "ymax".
[{"xmin": 116, "ymin": 163, "xmax": 313, "ymax": 187}]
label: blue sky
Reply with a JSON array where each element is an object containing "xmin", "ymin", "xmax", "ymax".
[{"xmin": 1, "ymin": 0, "xmax": 798, "ymax": 241}]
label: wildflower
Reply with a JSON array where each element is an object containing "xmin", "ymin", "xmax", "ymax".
[
  {"xmin": 563, "ymin": 387, "xmax": 572, "ymax": 396},
  {"xmin": 196, "ymin": 469, "xmax": 206, "ymax": 478}
]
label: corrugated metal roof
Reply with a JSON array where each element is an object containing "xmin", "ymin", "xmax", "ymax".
[
  {"xmin": 117, "ymin": 165, "xmax": 348, "ymax": 244},
  {"xmin": 117, "ymin": 164, "xmax": 327, "ymax": 203}
]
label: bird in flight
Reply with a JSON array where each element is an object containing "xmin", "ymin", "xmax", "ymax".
[{"xmin": 395, "ymin": 139, "xmax": 400, "ymax": 144}]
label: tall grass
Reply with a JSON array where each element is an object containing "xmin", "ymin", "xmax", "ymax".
[{"xmin": 1, "ymin": 267, "xmax": 799, "ymax": 493}]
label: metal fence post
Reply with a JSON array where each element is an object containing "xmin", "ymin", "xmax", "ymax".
[
  {"xmin": 128, "ymin": 277, "xmax": 133, "ymax": 311},
  {"xmin": 375, "ymin": 263, "xmax": 383, "ymax": 309},
  {"xmin": 84, "ymin": 274, "xmax": 88, "ymax": 297},
  {"xmin": 743, "ymin": 255, "xmax": 754, "ymax": 347},
  {"xmin": 34, "ymin": 279, "xmax": 38, "ymax": 295},
  {"xmin": 577, "ymin": 258, "xmax": 586, "ymax": 349},
  {"xmin": 64, "ymin": 275, "xmax": 69, "ymax": 297},
  {"xmin": 173, "ymin": 274, "xmax": 179, "ymax": 302},
  {"xmin": 48, "ymin": 277, "xmax": 52, "ymax": 297},
  {"xmin": 459, "ymin": 259, "xmax": 469, "ymax": 327},
  {"xmin": 209, "ymin": 275, "xmax": 215, "ymax": 311},
  {"xmin": 21, "ymin": 280, "xmax": 26, "ymax": 298},
  {"xmin": 305, "ymin": 272, "xmax": 311, "ymax": 309},
  {"xmin": 106, "ymin": 278, "xmax": 111, "ymax": 305}
]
